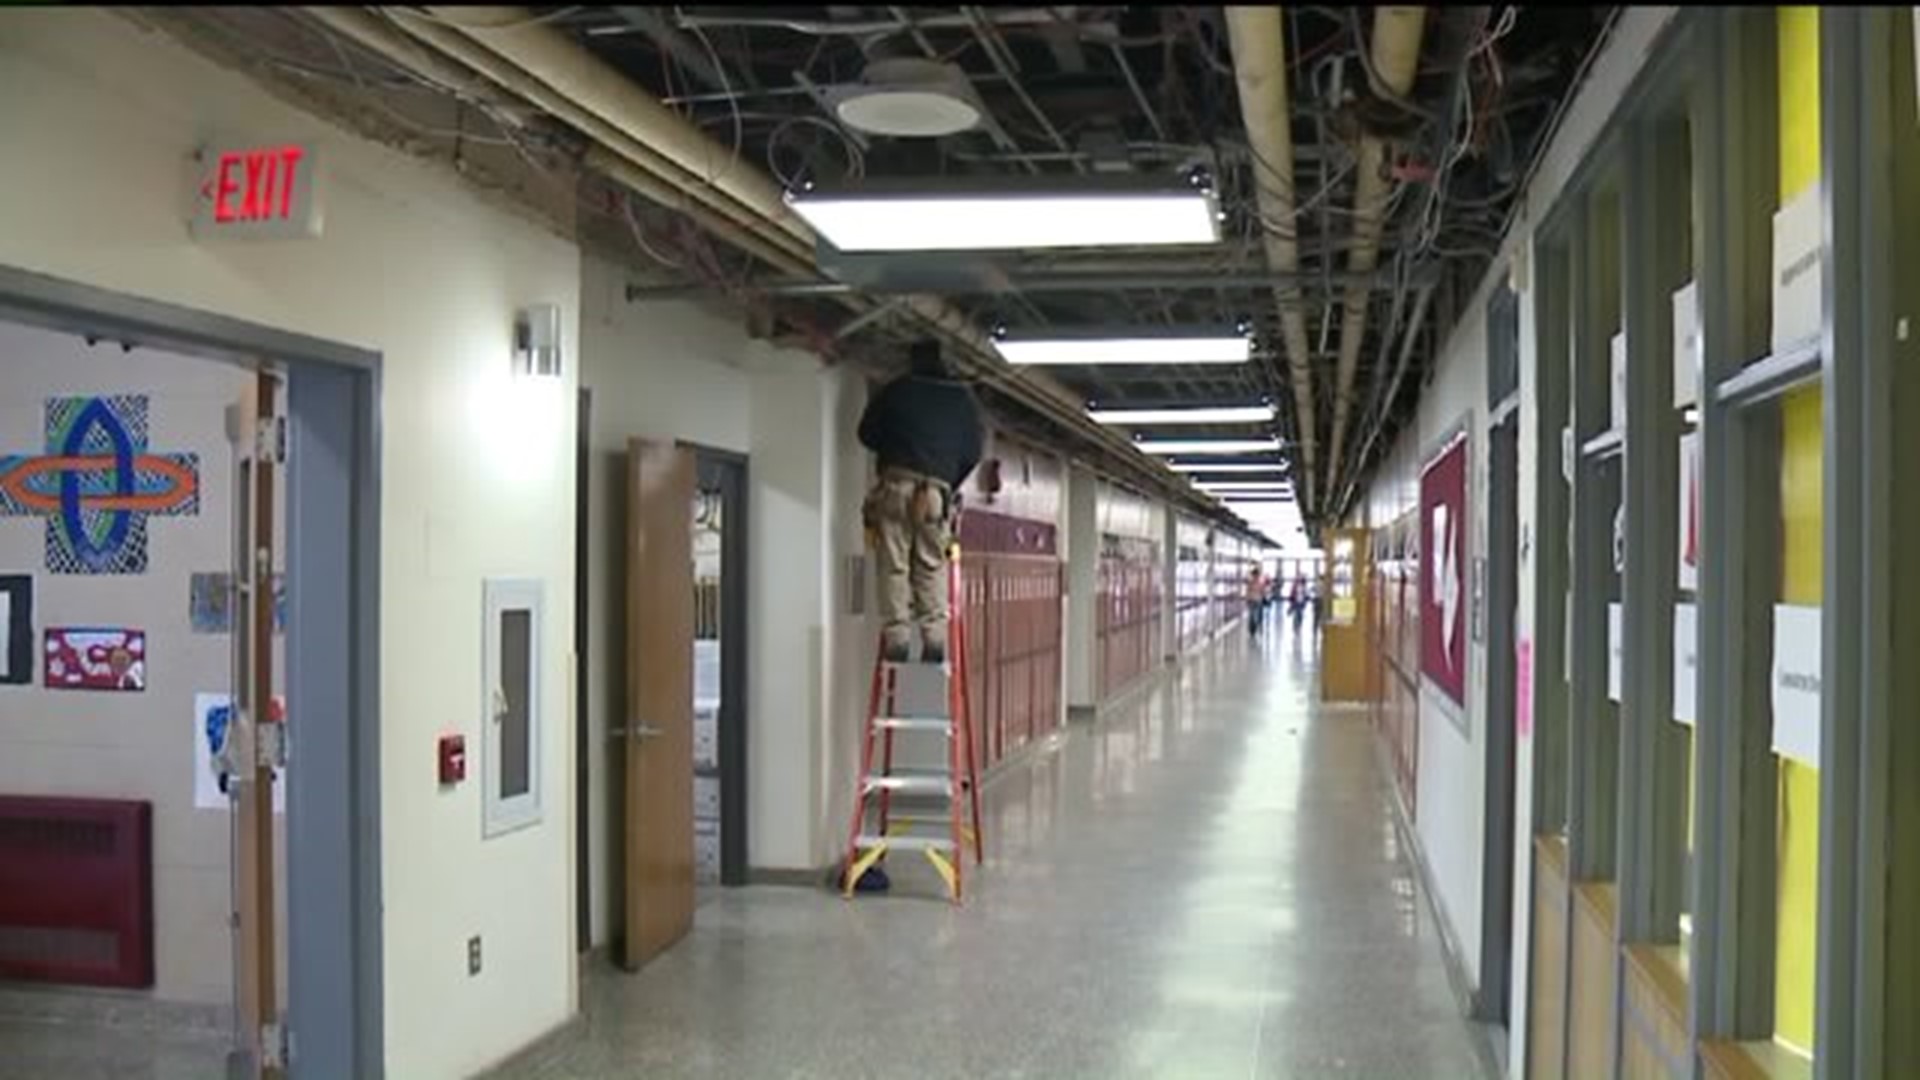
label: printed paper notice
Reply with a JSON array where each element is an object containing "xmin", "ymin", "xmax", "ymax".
[
  {"xmin": 1771, "ymin": 604, "xmax": 1822, "ymax": 766},
  {"xmin": 1673, "ymin": 603, "xmax": 1697, "ymax": 726}
]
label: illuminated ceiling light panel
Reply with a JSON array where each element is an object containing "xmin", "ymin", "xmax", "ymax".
[
  {"xmin": 1195, "ymin": 481, "xmax": 1294, "ymax": 494},
  {"xmin": 1088, "ymin": 404, "xmax": 1275, "ymax": 425},
  {"xmin": 1166, "ymin": 462, "xmax": 1288, "ymax": 474},
  {"xmin": 787, "ymin": 180, "xmax": 1220, "ymax": 252},
  {"xmin": 994, "ymin": 335, "xmax": 1251, "ymax": 367},
  {"xmin": 1135, "ymin": 438, "xmax": 1280, "ymax": 455}
]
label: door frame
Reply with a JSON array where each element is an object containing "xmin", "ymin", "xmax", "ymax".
[
  {"xmin": 0, "ymin": 264, "xmax": 385, "ymax": 1078},
  {"xmin": 1480, "ymin": 401, "xmax": 1522, "ymax": 1025},
  {"xmin": 690, "ymin": 444, "xmax": 750, "ymax": 886},
  {"xmin": 574, "ymin": 388, "xmax": 592, "ymax": 950}
]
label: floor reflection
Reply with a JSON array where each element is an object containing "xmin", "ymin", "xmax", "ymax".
[{"xmin": 494, "ymin": 627, "xmax": 1489, "ymax": 1080}]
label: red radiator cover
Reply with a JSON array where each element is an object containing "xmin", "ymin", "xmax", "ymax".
[{"xmin": 0, "ymin": 795, "xmax": 154, "ymax": 988}]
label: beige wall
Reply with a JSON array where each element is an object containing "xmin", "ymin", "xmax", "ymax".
[
  {"xmin": 0, "ymin": 323, "xmax": 259, "ymax": 1004},
  {"xmin": 0, "ymin": 12, "xmax": 580, "ymax": 1077},
  {"xmin": 578, "ymin": 256, "xmax": 876, "ymax": 943},
  {"xmin": 577, "ymin": 256, "xmax": 756, "ymax": 947}
]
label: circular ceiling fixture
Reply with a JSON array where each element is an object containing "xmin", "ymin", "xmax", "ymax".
[{"xmin": 832, "ymin": 58, "xmax": 984, "ymax": 138}]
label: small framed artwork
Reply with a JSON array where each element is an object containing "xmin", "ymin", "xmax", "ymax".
[
  {"xmin": 0, "ymin": 576, "xmax": 30, "ymax": 686},
  {"xmin": 45, "ymin": 628, "xmax": 146, "ymax": 691}
]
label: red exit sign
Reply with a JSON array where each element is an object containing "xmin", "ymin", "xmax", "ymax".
[{"xmin": 190, "ymin": 141, "xmax": 321, "ymax": 239}]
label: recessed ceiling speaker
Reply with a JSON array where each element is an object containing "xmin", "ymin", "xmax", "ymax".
[{"xmin": 830, "ymin": 58, "xmax": 984, "ymax": 138}]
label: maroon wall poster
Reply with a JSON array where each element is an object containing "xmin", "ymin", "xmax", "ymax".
[{"xmin": 1420, "ymin": 434, "xmax": 1469, "ymax": 707}]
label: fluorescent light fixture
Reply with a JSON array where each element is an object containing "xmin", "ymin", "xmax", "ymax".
[
  {"xmin": 787, "ymin": 177, "xmax": 1220, "ymax": 252},
  {"xmin": 1136, "ymin": 438, "xmax": 1280, "ymax": 455},
  {"xmin": 1088, "ymin": 404, "xmax": 1274, "ymax": 425},
  {"xmin": 1166, "ymin": 462, "xmax": 1288, "ymax": 474},
  {"xmin": 996, "ymin": 335, "xmax": 1251, "ymax": 367},
  {"xmin": 1195, "ymin": 481, "xmax": 1294, "ymax": 494}
]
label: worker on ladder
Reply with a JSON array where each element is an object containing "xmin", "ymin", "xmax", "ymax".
[{"xmin": 858, "ymin": 338, "xmax": 984, "ymax": 666}]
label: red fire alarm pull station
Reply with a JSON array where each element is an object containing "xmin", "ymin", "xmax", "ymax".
[
  {"xmin": 191, "ymin": 141, "xmax": 322, "ymax": 240},
  {"xmin": 438, "ymin": 735, "xmax": 467, "ymax": 786}
]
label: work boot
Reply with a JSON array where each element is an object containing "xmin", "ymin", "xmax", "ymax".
[
  {"xmin": 881, "ymin": 627, "xmax": 913, "ymax": 665},
  {"xmin": 920, "ymin": 628, "xmax": 948, "ymax": 667}
]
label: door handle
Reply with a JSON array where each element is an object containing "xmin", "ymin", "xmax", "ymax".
[{"xmin": 613, "ymin": 723, "xmax": 667, "ymax": 740}]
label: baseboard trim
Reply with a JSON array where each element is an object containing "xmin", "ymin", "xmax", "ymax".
[
  {"xmin": 749, "ymin": 866, "xmax": 835, "ymax": 889},
  {"xmin": 474, "ymin": 1010, "xmax": 587, "ymax": 1079},
  {"xmin": 0, "ymin": 983, "xmax": 228, "ymax": 1039},
  {"xmin": 1369, "ymin": 734, "xmax": 1508, "ymax": 1080}
]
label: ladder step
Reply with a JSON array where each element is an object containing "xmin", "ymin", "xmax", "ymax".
[
  {"xmin": 855, "ymin": 832, "xmax": 957, "ymax": 852},
  {"xmin": 873, "ymin": 716, "xmax": 953, "ymax": 733},
  {"xmin": 863, "ymin": 769, "xmax": 952, "ymax": 796},
  {"xmin": 880, "ymin": 659, "xmax": 952, "ymax": 677}
]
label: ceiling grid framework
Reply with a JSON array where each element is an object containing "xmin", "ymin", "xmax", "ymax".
[{"xmin": 142, "ymin": 4, "xmax": 1616, "ymax": 543}]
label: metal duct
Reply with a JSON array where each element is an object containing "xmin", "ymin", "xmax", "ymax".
[
  {"xmin": 1324, "ymin": 7, "xmax": 1427, "ymax": 506},
  {"xmin": 1224, "ymin": 6, "xmax": 1320, "ymax": 516}
]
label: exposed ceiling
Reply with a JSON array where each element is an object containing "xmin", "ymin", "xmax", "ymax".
[{"xmin": 140, "ymin": 4, "xmax": 1617, "ymax": 544}]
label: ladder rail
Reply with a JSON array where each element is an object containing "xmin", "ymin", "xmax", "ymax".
[{"xmin": 842, "ymin": 539, "xmax": 985, "ymax": 903}]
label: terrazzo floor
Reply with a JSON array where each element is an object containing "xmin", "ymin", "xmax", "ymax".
[
  {"xmin": 0, "ymin": 624, "xmax": 1494, "ymax": 1079},
  {"xmin": 493, "ymin": 624, "xmax": 1494, "ymax": 1080}
]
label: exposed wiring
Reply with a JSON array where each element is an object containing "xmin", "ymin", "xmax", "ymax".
[
  {"xmin": 685, "ymin": 21, "xmax": 743, "ymax": 178},
  {"xmin": 312, "ymin": 21, "xmax": 519, "ymax": 145},
  {"xmin": 621, "ymin": 193, "xmax": 684, "ymax": 269},
  {"xmin": 394, "ymin": 6, "xmax": 585, "ymax": 31},
  {"xmin": 1345, "ymin": 8, "xmax": 1441, "ymax": 124},
  {"xmin": 761, "ymin": 114, "xmax": 867, "ymax": 189}
]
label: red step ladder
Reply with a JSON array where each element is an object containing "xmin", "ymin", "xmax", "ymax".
[{"xmin": 840, "ymin": 544, "xmax": 985, "ymax": 902}]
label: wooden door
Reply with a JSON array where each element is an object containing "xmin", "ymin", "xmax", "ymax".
[
  {"xmin": 233, "ymin": 371, "xmax": 286, "ymax": 1075},
  {"xmin": 621, "ymin": 438, "xmax": 696, "ymax": 971}
]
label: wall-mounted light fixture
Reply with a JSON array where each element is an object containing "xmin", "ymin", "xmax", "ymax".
[
  {"xmin": 513, "ymin": 304, "xmax": 562, "ymax": 379},
  {"xmin": 788, "ymin": 172, "xmax": 1221, "ymax": 253}
]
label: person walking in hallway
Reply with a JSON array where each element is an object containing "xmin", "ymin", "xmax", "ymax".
[
  {"xmin": 1246, "ymin": 566, "xmax": 1268, "ymax": 637},
  {"xmin": 858, "ymin": 339, "xmax": 984, "ymax": 665}
]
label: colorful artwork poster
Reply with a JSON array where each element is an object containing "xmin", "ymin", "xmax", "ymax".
[
  {"xmin": 1679, "ymin": 430, "xmax": 1702, "ymax": 592},
  {"xmin": 44, "ymin": 627, "xmax": 145, "ymax": 691},
  {"xmin": 1420, "ymin": 433, "xmax": 1470, "ymax": 708},
  {"xmin": 193, "ymin": 692, "xmax": 287, "ymax": 813},
  {"xmin": 0, "ymin": 575, "xmax": 30, "ymax": 685},
  {"xmin": 0, "ymin": 395, "xmax": 200, "ymax": 575},
  {"xmin": 189, "ymin": 572, "xmax": 286, "ymax": 635}
]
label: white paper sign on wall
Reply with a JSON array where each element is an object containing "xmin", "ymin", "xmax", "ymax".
[
  {"xmin": 1608, "ymin": 601, "xmax": 1623, "ymax": 702},
  {"xmin": 1673, "ymin": 280, "xmax": 1701, "ymax": 409},
  {"xmin": 1609, "ymin": 331, "xmax": 1628, "ymax": 431},
  {"xmin": 1673, "ymin": 603, "xmax": 1697, "ymax": 725},
  {"xmin": 1771, "ymin": 604, "xmax": 1822, "ymax": 766},
  {"xmin": 1771, "ymin": 185, "xmax": 1823, "ymax": 354}
]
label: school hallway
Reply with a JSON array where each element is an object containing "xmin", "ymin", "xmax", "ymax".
[{"xmin": 494, "ymin": 626, "xmax": 1492, "ymax": 1080}]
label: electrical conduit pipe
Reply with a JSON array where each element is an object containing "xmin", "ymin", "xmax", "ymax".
[{"xmin": 1324, "ymin": 6, "xmax": 1426, "ymax": 503}]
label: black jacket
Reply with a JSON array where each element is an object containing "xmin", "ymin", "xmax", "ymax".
[{"xmin": 858, "ymin": 374, "xmax": 985, "ymax": 489}]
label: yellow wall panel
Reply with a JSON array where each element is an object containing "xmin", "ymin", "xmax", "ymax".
[
  {"xmin": 1774, "ymin": 7, "xmax": 1822, "ymax": 1056},
  {"xmin": 1778, "ymin": 7, "xmax": 1822, "ymax": 203},
  {"xmin": 1776, "ymin": 387, "xmax": 1823, "ymax": 1054}
]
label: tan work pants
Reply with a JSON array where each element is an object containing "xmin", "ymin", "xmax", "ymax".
[{"xmin": 864, "ymin": 470, "xmax": 951, "ymax": 647}]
